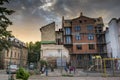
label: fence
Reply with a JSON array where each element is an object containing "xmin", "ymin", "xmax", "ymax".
[{"xmin": 103, "ymin": 58, "xmax": 120, "ymax": 77}]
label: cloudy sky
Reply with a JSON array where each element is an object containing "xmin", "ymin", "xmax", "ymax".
[{"xmin": 5, "ymin": 0, "xmax": 120, "ymax": 42}]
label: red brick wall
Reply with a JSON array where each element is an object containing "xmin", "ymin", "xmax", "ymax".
[{"xmin": 71, "ymin": 16, "xmax": 97, "ymax": 54}]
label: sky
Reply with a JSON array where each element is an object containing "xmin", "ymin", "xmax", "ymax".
[{"xmin": 5, "ymin": 0, "xmax": 120, "ymax": 43}]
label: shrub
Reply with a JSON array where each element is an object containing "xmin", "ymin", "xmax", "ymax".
[
  {"xmin": 16, "ymin": 67, "xmax": 30, "ymax": 80},
  {"xmin": 39, "ymin": 60, "xmax": 48, "ymax": 66}
]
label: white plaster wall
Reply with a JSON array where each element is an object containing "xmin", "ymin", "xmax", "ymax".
[
  {"xmin": 109, "ymin": 19, "xmax": 120, "ymax": 58},
  {"xmin": 41, "ymin": 44, "xmax": 69, "ymax": 59},
  {"xmin": 105, "ymin": 29, "xmax": 112, "ymax": 57}
]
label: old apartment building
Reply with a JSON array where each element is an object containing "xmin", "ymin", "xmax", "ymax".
[
  {"xmin": 0, "ymin": 37, "xmax": 28, "ymax": 69},
  {"xmin": 40, "ymin": 22, "xmax": 69, "ymax": 67},
  {"xmin": 61, "ymin": 13, "xmax": 107, "ymax": 67}
]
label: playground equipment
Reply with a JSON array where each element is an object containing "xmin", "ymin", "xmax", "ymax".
[
  {"xmin": 88, "ymin": 55, "xmax": 102, "ymax": 72},
  {"xmin": 103, "ymin": 58, "xmax": 120, "ymax": 77}
]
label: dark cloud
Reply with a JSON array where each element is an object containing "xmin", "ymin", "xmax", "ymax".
[
  {"xmin": 6, "ymin": 0, "xmax": 120, "ymax": 23},
  {"xmin": 4, "ymin": 0, "xmax": 120, "ymax": 42}
]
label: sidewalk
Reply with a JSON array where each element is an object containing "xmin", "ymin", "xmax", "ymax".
[
  {"xmin": 29, "ymin": 76, "xmax": 120, "ymax": 80},
  {"xmin": 28, "ymin": 69, "xmax": 120, "ymax": 80},
  {"xmin": 39, "ymin": 69, "xmax": 103, "ymax": 77}
]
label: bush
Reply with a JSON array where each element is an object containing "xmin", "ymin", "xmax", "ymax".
[
  {"xmin": 16, "ymin": 67, "xmax": 30, "ymax": 80},
  {"xmin": 39, "ymin": 60, "xmax": 48, "ymax": 66}
]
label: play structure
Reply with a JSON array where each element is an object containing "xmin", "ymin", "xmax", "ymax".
[{"xmin": 88, "ymin": 55, "xmax": 102, "ymax": 72}]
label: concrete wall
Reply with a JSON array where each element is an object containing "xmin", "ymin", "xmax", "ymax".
[
  {"xmin": 40, "ymin": 22, "xmax": 55, "ymax": 42},
  {"xmin": 105, "ymin": 28, "xmax": 112, "ymax": 58},
  {"xmin": 108, "ymin": 19, "xmax": 120, "ymax": 58},
  {"xmin": 41, "ymin": 44, "xmax": 69, "ymax": 61}
]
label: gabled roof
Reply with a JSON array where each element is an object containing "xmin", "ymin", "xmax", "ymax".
[{"xmin": 40, "ymin": 22, "xmax": 55, "ymax": 31}]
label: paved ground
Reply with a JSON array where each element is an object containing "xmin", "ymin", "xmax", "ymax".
[
  {"xmin": 28, "ymin": 69, "xmax": 120, "ymax": 80},
  {"xmin": 29, "ymin": 76, "xmax": 120, "ymax": 80},
  {"xmin": 35, "ymin": 69, "xmax": 118, "ymax": 77},
  {"xmin": 0, "ymin": 70, "xmax": 9, "ymax": 80},
  {"xmin": 0, "ymin": 69, "xmax": 120, "ymax": 80}
]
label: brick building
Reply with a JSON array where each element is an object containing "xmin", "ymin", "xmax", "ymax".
[{"xmin": 61, "ymin": 13, "xmax": 107, "ymax": 67}]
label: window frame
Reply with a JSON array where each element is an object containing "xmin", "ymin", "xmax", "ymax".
[
  {"xmin": 66, "ymin": 36, "xmax": 71, "ymax": 44},
  {"xmin": 75, "ymin": 26, "xmax": 81, "ymax": 31},
  {"xmin": 75, "ymin": 34, "xmax": 81, "ymax": 40},
  {"xmin": 65, "ymin": 27, "xmax": 71, "ymax": 35},
  {"xmin": 87, "ymin": 25, "xmax": 94, "ymax": 31},
  {"xmin": 76, "ymin": 45, "xmax": 82, "ymax": 50},
  {"xmin": 89, "ymin": 44, "xmax": 95, "ymax": 50},
  {"xmin": 88, "ymin": 33, "xmax": 94, "ymax": 40}
]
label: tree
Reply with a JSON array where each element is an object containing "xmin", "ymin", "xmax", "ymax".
[
  {"xmin": 0, "ymin": 0, "xmax": 14, "ymax": 51},
  {"xmin": 27, "ymin": 41, "xmax": 41, "ymax": 63}
]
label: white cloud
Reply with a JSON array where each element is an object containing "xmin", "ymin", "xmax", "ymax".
[
  {"xmin": 21, "ymin": 6, "xmax": 26, "ymax": 10},
  {"xmin": 38, "ymin": 0, "xmax": 56, "ymax": 11}
]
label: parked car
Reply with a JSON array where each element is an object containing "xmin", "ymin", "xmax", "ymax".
[{"xmin": 6, "ymin": 65, "xmax": 18, "ymax": 74}]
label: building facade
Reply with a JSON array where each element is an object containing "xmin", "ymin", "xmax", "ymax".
[
  {"xmin": 40, "ymin": 22, "xmax": 69, "ymax": 67},
  {"xmin": 105, "ymin": 18, "xmax": 120, "ymax": 58},
  {"xmin": 62, "ymin": 13, "xmax": 107, "ymax": 67},
  {"xmin": 0, "ymin": 37, "xmax": 28, "ymax": 69}
]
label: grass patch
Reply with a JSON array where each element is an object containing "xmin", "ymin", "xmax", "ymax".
[{"xmin": 62, "ymin": 74, "xmax": 74, "ymax": 77}]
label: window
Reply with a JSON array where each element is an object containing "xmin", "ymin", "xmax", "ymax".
[
  {"xmin": 87, "ymin": 25, "xmax": 93, "ymax": 30},
  {"xmin": 75, "ymin": 34, "xmax": 81, "ymax": 40},
  {"xmin": 84, "ymin": 20, "xmax": 87, "ymax": 22},
  {"xmin": 66, "ymin": 36, "xmax": 71, "ymax": 44},
  {"xmin": 88, "ymin": 33, "xmax": 94, "ymax": 40},
  {"xmin": 18, "ymin": 53, "xmax": 19, "ymax": 58},
  {"xmin": 7, "ymin": 51, "xmax": 9, "ymax": 57},
  {"xmin": 75, "ymin": 26, "xmax": 81, "ymax": 31},
  {"xmin": 89, "ymin": 44, "xmax": 95, "ymax": 50},
  {"xmin": 11, "ymin": 52, "xmax": 13, "ymax": 57},
  {"xmin": 76, "ymin": 45, "xmax": 82, "ymax": 50},
  {"xmin": 65, "ymin": 27, "xmax": 71, "ymax": 35},
  {"xmin": 79, "ymin": 20, "xmax": 82, "ymax": 23}
]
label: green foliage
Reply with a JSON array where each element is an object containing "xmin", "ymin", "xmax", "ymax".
[
  {"xmin": 39, "ymin": 60, "xmax": 48, "ymax": 66},
  {"xmin": 0, "ymin": 0, "xmax": 14, "ymax": 51},
  {"xmin": 62, "ymin": 74, "xmax": 73, "ymax": 77},
  {"xmin": 16, "ymin": 68, "xmax": 30, "ymax": 80},
  {"xmin": 27, "ymin": 41, "xmax": 41, "ymax": 63}
]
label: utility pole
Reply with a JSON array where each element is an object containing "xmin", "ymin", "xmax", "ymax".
[
  {"xmin": 19, "ymin": 44, "xmax": 22, "ymax": 67},
  {"xmin": 61, "ymin": 49, "xmax": 62, "ymax": 73},
  {"xmin": 8, "ymin": 46, "xmax": 12, "ymax": 80}
]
